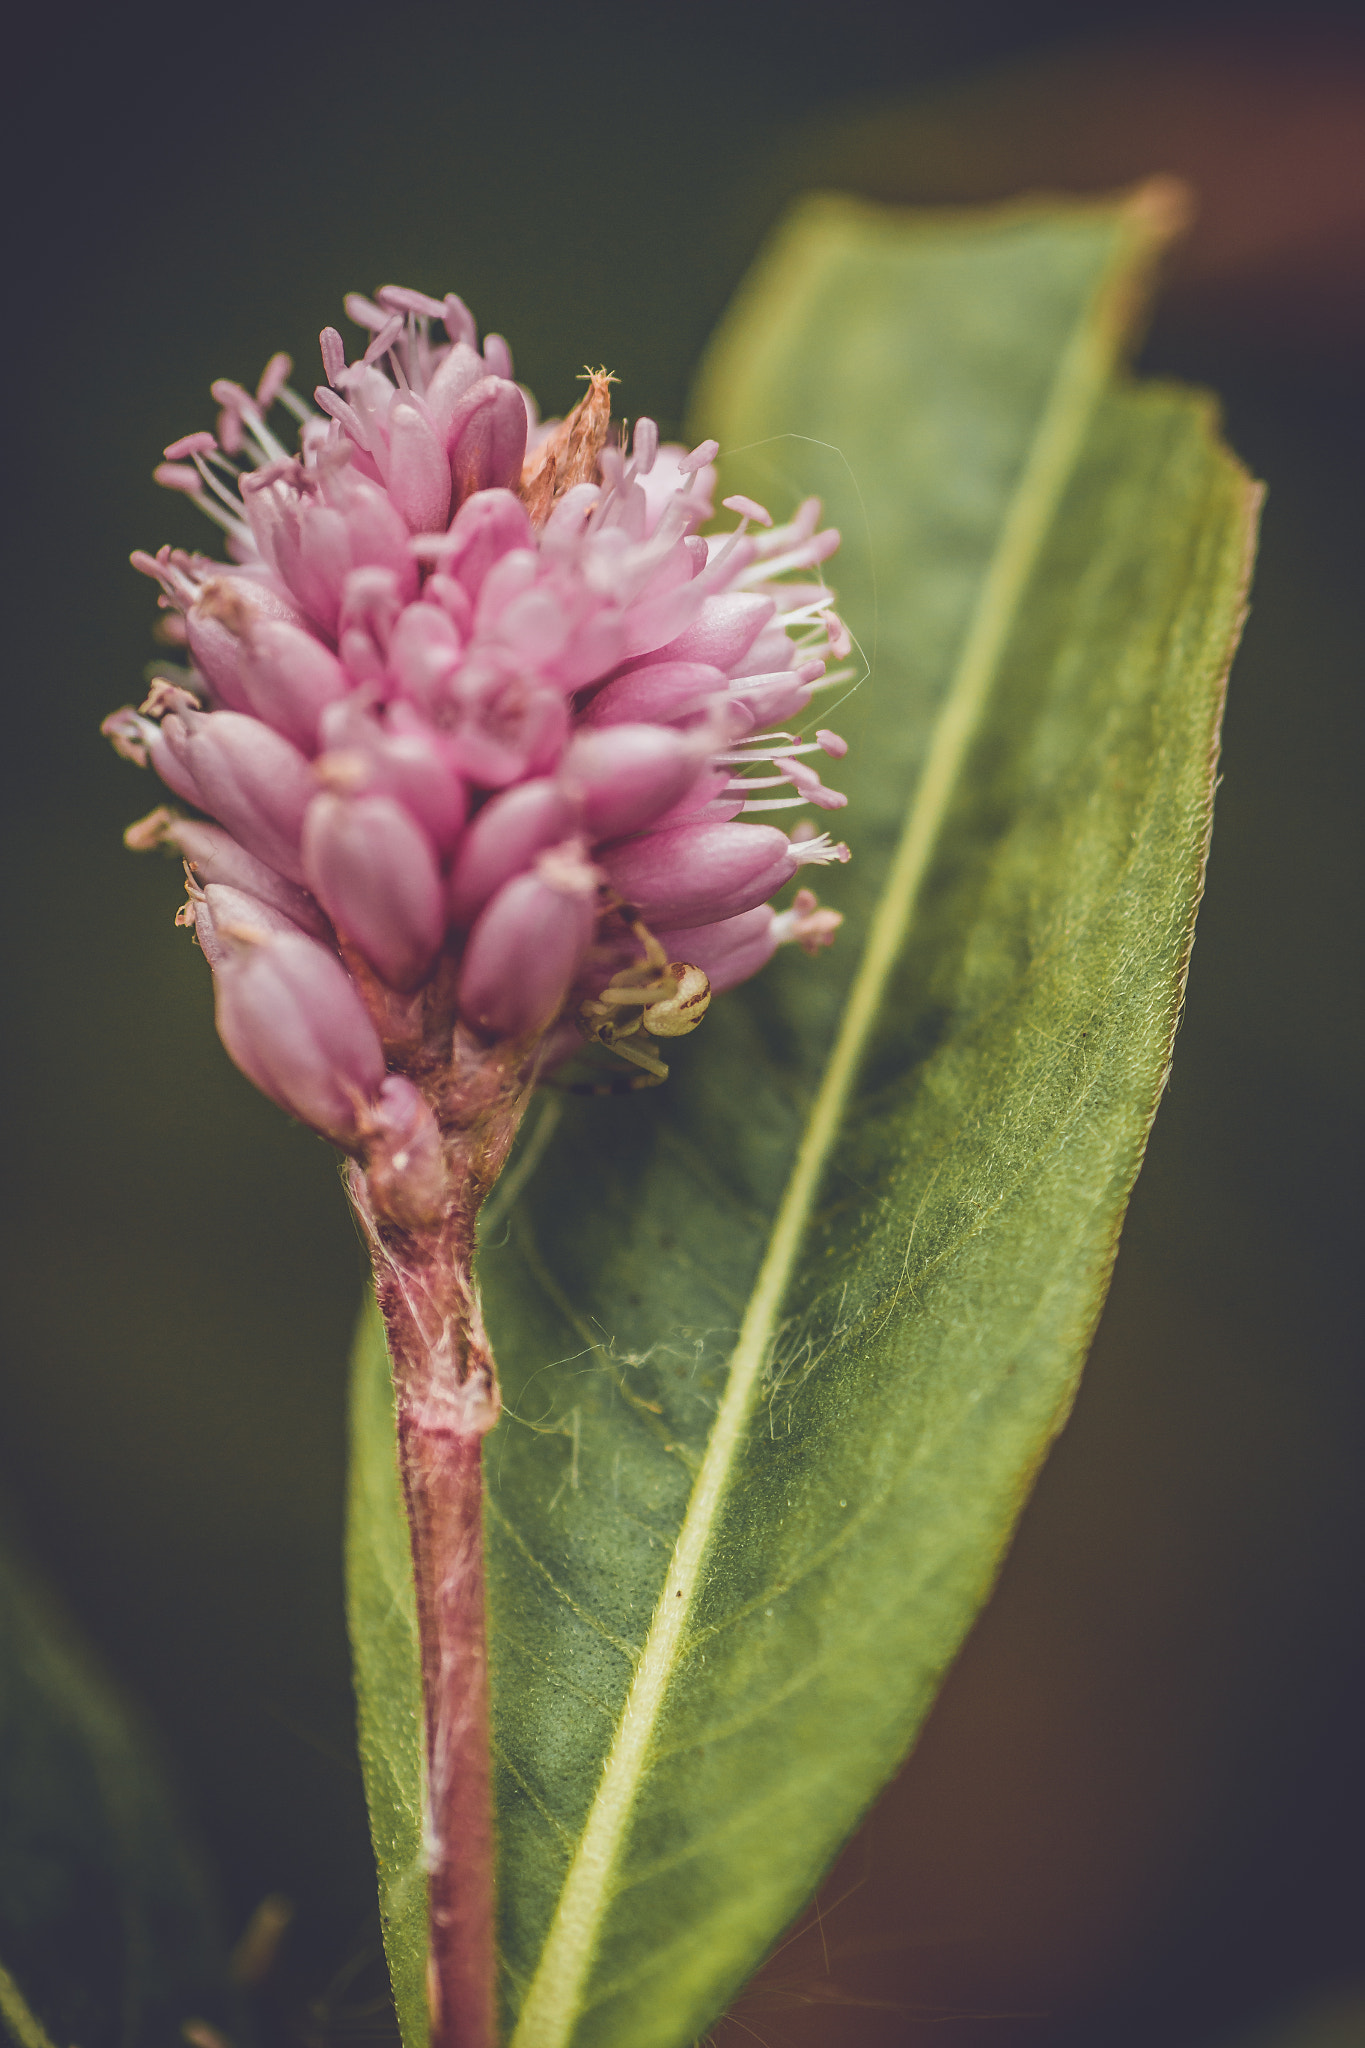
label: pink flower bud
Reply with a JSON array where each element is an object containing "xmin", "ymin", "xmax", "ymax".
[
  {"xmin": 193, "ymin": 882, "xmax": 325, "ymax": 970},
  {"xmin": 360, "ymin": 1075, "xmax": 447, "ymax": 1232},
  {"xmin": 337, "ymin": 566, "xmax": 405, "ymax": 686},
  {"xmin": 456, "ymin": 841, "xmax": 599, "ymax": 1041},
  {"xmin": 210, "ymin": 923, "xmax": 385, "ymax": 1145},
  {"xmin": 237, "ymin": 618, "xmax": 350, "ymax": 754},
  {"xmin": 578, "ymin": 661, "xmax": 727, "ymax": 730},
  {"xmin": 429, "ymin": 488, "xmax": 533, "ymax": 600},
  {"xmin": 726, "ymin": 669, "xmax": 819, "ymax": 730},
  {"xmin": 423, "ymin": 341, "xmax": 484, "ymax": 445},
  {"xmin": 558, "ymin": 724, "xmax": 709, "ymax": 840},
  {"xmin": 142, "ymin": 714, "xmax": 210, "ymax": 809},
  {"xmin": 448, "ymin": 378, "xmax": 529, "ymax": 501},
  {"xmin": 386, "ymin": 602, "xmax": 463, "ymax": 710},
  {"xmin": 447, "ymin": 668, "xmax": 570, "ymax": 789},
  {"xmin": 386, "ymin": 392, "xmax": 452, "ymax": 533},
  {"xmin": 186, "ymin": 577, "xmax": 306, "ymax": 714},
  {"xmin": 163, "ymin": 708, "xmax": 316, "ymax": 883},
  {"xmin": 651, "ymin": 592, "xmax": 775, "ymax": 671},
  {"xmin": 318, "ymin": 698, "xmax": 468, "ymax": 855},
  {"xmin": 129, "ymin": 810, "xmax": 331, "ymax": 937},
  {"xmin": 645, "ymin": 907, "xmax": 778, "ymax": 994},
  {"xmin": 446, "ymin": 778, "xmax": 579, "ymax": 927},
  {"xmin": 601, "ymin": 821, "xmax": 848, "ymax": 929},
  {"xmin": 302, "ymin": 791, "xmax": 446, "ymax": 991}
]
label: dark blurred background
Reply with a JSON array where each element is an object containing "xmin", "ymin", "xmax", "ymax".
[{"xmin": 2, "ymin": 1, "xmax": 1362, "ymax": 2041}]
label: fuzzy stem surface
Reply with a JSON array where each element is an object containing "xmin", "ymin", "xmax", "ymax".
[{"xmin": 351, "ymin": 1033, "xmax": 532, "ymax": 2048}]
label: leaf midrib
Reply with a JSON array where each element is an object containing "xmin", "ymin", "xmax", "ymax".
[{"xmin": 506, "ymin": 209, "xmax": 1153, "ymax": 2048}]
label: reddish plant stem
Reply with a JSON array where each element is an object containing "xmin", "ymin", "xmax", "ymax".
[{"xmin": 350, "ymin": 1034, "xmax": 532, "ymax": 2048}]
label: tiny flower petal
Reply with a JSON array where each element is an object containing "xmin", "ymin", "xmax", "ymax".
[
  {"xmin": 237, "ymin": 618, "xmax": 351, "ymax": 754},
  {"xmin": 578, "ymin": 661, "xmax": 727, "ymax": 730},
  {"xmin": 446, "ymin": 777, "xmax": 579, "ymax": 927},
  {"xmin": 127, "ymin": 809, "xmax": 331, "ymax": 937},
  {"xmin": 457, "ymin": 841, "xmax": 599, "ymax": 1040},
  {"xmin": 600, "ymin": 820, "xmax": 810, "ymax": 928},
  {"xmin": 643, "ymin": 591, "xmax": 775, "ymax": 671},
  {"xmin": 168, "ymin": 708, "xmax": 316, "ymax": 883},
  {"xmin": 303, "ymin": 791, "xmax": 446, "ymax": 991},
  {"xmin": 387, "ymin": 392, "xmax": 452, "ymax": 533},
  {"xmin": 651, "ymin": 907, "xmax": 780, "ymax": 994},
  {"xmin": 209, "ymin": 923, "xmax": 385, "ymax": 1145},
  {"xmin": 558, "ymin": 724, "xmax": 709, "ymax": 841},
  {"xmin": 449, "ymin": 378, "xmax": 529, "ymax": 501}
]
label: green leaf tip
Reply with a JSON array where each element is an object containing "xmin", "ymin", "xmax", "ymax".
[
  {"xmin": 0, "ymin": 1962, "xmax": 60, "ymax": 2048},
  {"xmin": 347, "ymin": 185, "xmax": 1260, "ymax": 2048}
]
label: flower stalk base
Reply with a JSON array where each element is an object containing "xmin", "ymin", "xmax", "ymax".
[{"xmin": 349, "ymin": 1043, "xmax": 532, "ymax": 2048}]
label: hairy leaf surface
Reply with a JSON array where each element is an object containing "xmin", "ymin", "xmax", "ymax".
[
  {"xmin": 0, "ymin": 1531, "xmax": 233, "ymax": 2048},
  {"xmin": 348, "ymin": 189, "xmax": 1259, "ymax": 2047}
]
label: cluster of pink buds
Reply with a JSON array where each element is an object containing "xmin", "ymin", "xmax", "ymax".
[{"xmin": 104, "ymin": 283, "xmax": 851, "ymax": 1227}]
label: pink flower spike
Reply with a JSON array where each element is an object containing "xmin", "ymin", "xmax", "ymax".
[
  {"xmin": 128, "ymin": 809, "xmax": 332, "ymax": 938},
  {"xmin": 650, "ymin": 592, "xmax": 776, "ymax": 671},
  {"xmin": 186, "ymin": 576, "xmax": 308, "ymax": 717},
  {"xmin": 428, "ymin": 488, "xmax": 533, "ymax": 597},
  {"xmin": 449, "ymin": 379, "xmax": 529, "ymax": 501},
  {"xmin": 602, "ymin": 820, "xmax": 843, "ymax": 929},
  {"xmin": 362, "ymin": 314, "xmax": 405, "ymax": 366},
  {"xmin": 167, "ymin": 708, "xmax": 317, "ymax": 883},
  {"xmin": 344, "ymin": 292, "xmax": 389, "ymax": 332},
  {"xmin": 385, "ymin": 602, "xmax": 463, "ymax": 711},
  {"xmin": 377, "ymin": 285, "xmax": 448, "ymax": 320},
  {"xmin": 558, "ymin": 725, "xmax": 709, "ymax": 841},
  {"xmin": 154, "ymin": 463, "xmax": 202, "ymax": 494},
  {"xmin": 143, "ymin": 716, "xmax": 209, "ymax": 809},
  {"xmin": 772, "ymin": 885, "xmax": 844, "ymax": 955},
  {"xmin": 163, "ymin": 431, "xmax": 218, "ymax": 461},
  {"xmin": 303, "ymin": 791, "xmax": 446, "ymax": 992},
  {"xmin": 210, "ymin": 922, "xmax": 385, "ymax": 1146},
  {"xmin": 318, "ymin": 698, "xmax": 469, "ymax": 857},
  {"xmin": 319, "ymin": 328, "xmax": 347, "ymax": 387},
  {"xmin": 722, "ymin": 495, "xmax": 773, "ymax": 527},
  {"xmin": 387, "ymin": 393, "xmax": 453, "ymax": 534},
  {"xmin": 482, "ymin": 333, "xmax": 514, "ymax": 381},
  {"xmin": 256, "ymin": 352, "xmax": 293, "ymax": 409},
  {"xmin": 443, "ymin": 293, "xmax": 477, "ymax": 346},
  {"xmin": 456, "ymin": 841, "xmax": 599, "ymax": 1041},
  {"xmin": 678, "ymin": 439, "xmax": 719, "ymax": 475},
  {"xmin": 820, "ymin": 608, "xmax": 853, "ymax": 659},
  {"xmin": 423, "ymin": 342, "xmax": 485, "ymax": 445},
  {"xmin": 446, "ymin": 778, "xmax": 580, "ymax": 928},
  {"xmin": 237, "ymin": 619, "xmax": 351, "ymax": 755},
  {"xmin": 649, "ymin": 906, "xmax": 779, "ymax": 994},
  {"xmin": 577, "ymin": 661, "xmax": 727, "ymax": 730},
  {"xmin": 193, "ymin": 882, "xmax": 324, "ymax": 969}
]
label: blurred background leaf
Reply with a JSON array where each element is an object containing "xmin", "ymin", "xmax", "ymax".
[
  {"xmin": 1, "ymin": 1, "xmax": 1360, "ymax": 2041},
  {"xmin": 0, "ymin": 1526, "xmax": 238, "ymax": 2046}
]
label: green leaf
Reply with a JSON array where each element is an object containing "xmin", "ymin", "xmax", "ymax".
[
  {"xmin": 346, "ymin": 1299, "xmax": 429, "ymax": 2048},
  {"xmin": 347, "ymin": 189, "xmax": 1259, "ymax": 2048},
  {"xmin": 0, "ymin": 1527, "xmax": 235, "ymax": 2048}
]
